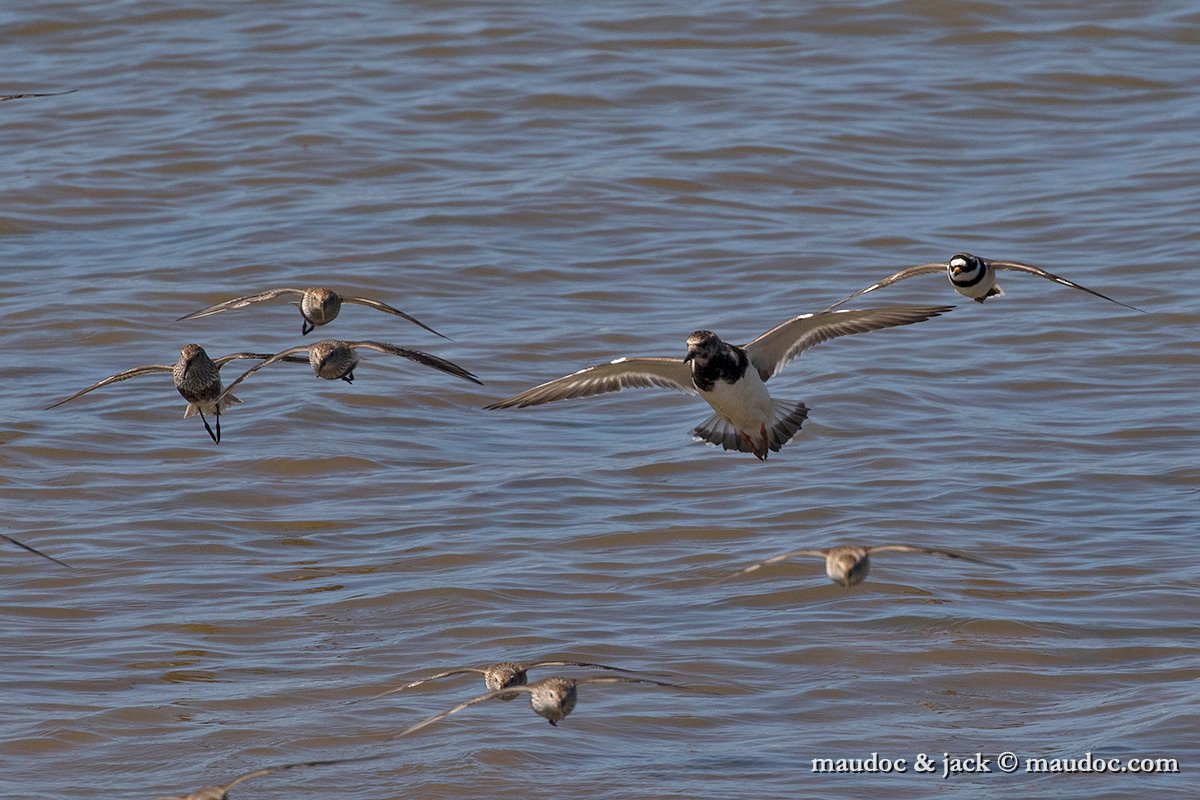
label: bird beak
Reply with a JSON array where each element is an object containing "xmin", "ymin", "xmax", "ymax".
[{"xmin": 683, "ymin": 348, "xmax": 696, "ymax": 363}]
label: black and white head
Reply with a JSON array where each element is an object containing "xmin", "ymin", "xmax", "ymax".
[
  {"xmin": 948, "ymin": 253, "xmax": 986, "ymax": 284},
  {"xmin": 683, "ymin": 330, "xmax": 724, "ymax": 366},
  {"xmin": 173, "ymin": 344, "xmax": 217, "ymax": 386}
]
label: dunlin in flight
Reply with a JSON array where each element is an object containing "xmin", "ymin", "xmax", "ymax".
[
  {"xmin": 178, "ymin": 286, "xmax": 448, "ymax": 338},
  {"xmin": 2, "ymin": 533, "xmax": 72, "ymax": 569},
  {"xmin": 825, "ymin": 252, "xmax": 1142, "ymax": 311},
  {"xmin": 154, "ymin": 755, "xmax": 377, "ymax": 800},
  {"xmin": 395, "ymin": 675, "xmax": 693, "ymax": 734},
  {"xmin": 721, "ymin": 543, "xmax": 1009, "ymax": 588},
  {"xmin": 486, "ymin": 306, "xmax": 951, "ymax": 459},
  {"xmin": 371, "ymin": 659, "xmax": 645, "ymax": 702},
  {"xmin": 45, "ymin": 344, "xmax": 296, "ymax": 443},
  {"xmin": 214, "ymin": 339, "xmax": 482, "ymax": 406}
]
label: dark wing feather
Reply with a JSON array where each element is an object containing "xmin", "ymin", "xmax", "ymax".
[
  {"xmin": 214, "ymin": 346, "xmax": 313, "ymax": 404},
  {"xmin": 743, "ymin": 305, "xmax": 953, "ymax": 380},
  {"xmin": 176, "ymin": 288, "xmax": 305, "ymax": 321},
  {"xmin": 823, "ymin": 263, "xmax": 947, "ymax": 311},
  {"xmin": 368, "ymin": 667, "xmax": 487, "ymax": 700},
  {"xmin": 485, "ymin": 357, "xmax": 694, "ymax": 409},
  {"xmin": 45, "ymin": 364, "xmax": 174, "ymax": 409},
  {"xmin": 989, "ymin": 259, "xmax": 1144, "ymax": 312},
  {"xmin": 350, "ymin": 341, "xmax": 482, "ymax": 385},
  {"xmin": 342, "ymin": 296, "xmax": 449, "ymax": 339}
]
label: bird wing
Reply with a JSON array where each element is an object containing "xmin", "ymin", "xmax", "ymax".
[
  {"xmin": 44, "ymin": 364, "xmax": 175, "ymax": 409},
  {"xmin": 743, "ymin": 305, "xmax": 953, "ymax": 380},
  {"xmin": 223, "ymin": 756, "xmax": 380, "ymax": 793},
  {"xmin": 349, "ymin": 341, "xmax": 483, "ymax": 385},
  {"xmin": 570, "ymin": 676, "xmax": 689, "ymax": 690},
  {"xmin": 176, "ymin": 288, "xmax": 305, "ymax": 321},
  {"xmin": 716, "ymin": 548, "xmax": 829, "ymax": 583},
  {"xmin": 341, "ymin": 296, "xmax": 449, "ymax": 339},
  {"xmin": 368, "ymin": 668, "xmax": 487, "ymax": 700},
  {"xmin": 485, "ymin": 357, "xmax": 695, "ymax": 409},
  {"xmin": 867, "ymin": 544, "xmax": 1011, "ymax": 568},
  {"xmin": 823, "ymin": 263, "xmax": 948, "ymax": 311},
  {"xmin": 524, "ymin": 660, "xmax": 639, "ymax": 675},
  {"xmin": 0, "ymin": 90, "xmax": 77, "ymax": 101},
  {"xmin": 989, "ymin": 259, "xmax": 1144, "ymax": 312},
  {"xmin": 392, "ymin": 686, "xmax": 532, "ymax": 739},
  {"xmin": 214, "ymin": 346, "xmax": 313, "ymax": 403},
  {"xmin": 0, "ymin": 533, "xmax": 73, "ymax": 569}
]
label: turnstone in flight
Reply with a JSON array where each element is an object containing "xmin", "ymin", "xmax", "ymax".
[
  {"xmin": 45, "ymin": 344, "xmax": 295, "ymax": 443},
  {"xmin": 826, "ymin": 252, "xmax": 1142, "ymax": 311},
  {"xmin": 485, "ymin": 306, "xmax": 952, "ymax": 460},
  {"xmin": 394, "ymin": 675, "xmax": 693, "ymax": 734},
  {"xmin": 214, "ymin": 339, "xmax": 481, "ymax": 405},
  {"xmin": 178, "ymin": 286, "xmax": 448, "ymax": 338},
  {"xmin": 721, "ymin": 543, "xmax": 1009, "ymax": 588},
  {"xmin": 370, "ymin": 659, "xmax": 645, "ymax": 702}
]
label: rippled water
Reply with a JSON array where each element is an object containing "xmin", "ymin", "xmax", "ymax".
[{"xmin": 3, "ymin": 2, "xmax": 1197, "ymax": 798}]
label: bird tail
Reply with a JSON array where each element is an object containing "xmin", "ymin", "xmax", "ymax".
[
  {"xmin": 182, "ymin": 393, "xmax": 241, "ymax": 418},
  {"xmin": 691, "ymin": 400, "xmax": 809, "ymax": 458}
]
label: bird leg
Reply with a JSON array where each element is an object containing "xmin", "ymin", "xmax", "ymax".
[
  {"xmin": 340, "ymin": 371, "xmax": 355, "ymax": 384},
  {"xmin": 199, "ymin": 410, "xmax": 219, "ymax": 444}
]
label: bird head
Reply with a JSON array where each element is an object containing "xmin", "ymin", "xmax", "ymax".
[{"xmin": 684, "ymin": 330, "xmax": 722, "ymax": 365}]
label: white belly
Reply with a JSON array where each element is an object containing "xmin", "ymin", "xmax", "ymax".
[
  {"xmin": 952, "ymin": 268, "xmax": 997, "ymax": 300},
  {"xmin": 701, "ymin": 369, "xmax": 773, "ymax": 432}
]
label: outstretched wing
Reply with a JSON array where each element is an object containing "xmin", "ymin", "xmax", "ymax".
[
  {"xmin": 392, "ymin": 686, "xmax": 532, "ymax": 739},
  {"xmin": 823, "ymin": 263, "xmax": 947, "ymax": 311},
  {"xmin": 215, "ymin": 346, "xmax": 313, "ymax": 403},
  {"xmin": 485, "ymin": 357, "xmax": 694, "ymax": 409},
  {"xmin": 1, "ymin": 533, "xmax": 72, "ymax": 569},
  {"xmin": 570, "ymin": 675, "xmax": 690, "ymax": 690},
  {"xmin": 0, "ymin": 90, "xmax": 77, "ymax": 101},
  {"xmin": 176, "ymin": 288, "xmax": 305, "ymax": 321},
  {"xmin": 524, "ymin": 660, "xmax": 639, "ymax": 675},
  {"xmin": 989, "ymin": 259, "xmax": 1144, "ymax": 312},
  {"xmin": 715, "ymin": 548, "xmax": 828, "ymax": 583},
  {"xmin": 342, "ymin": 296, "xmax": 449, "ymax": 340},
  {"xmin": 743, "ymin": 305, "xmax": 952, "ymax": 381},
  {"xmin": 221, "ymin": 755, "xmax": 380, "ymax": 793},
  {"xmin": 45, "ymin": 364, "xmax": 174, "ymax": 409},
  {"xmin": 368, "ymin": 667, "xmax": 487, "ymax": 700},
  {"xmin": 867, "ymin": 544, "xmax": 1010, "ymax": 569},
  {"xmin": 350, "ymin": 341, "xmax": 482, "ymax": 385}
]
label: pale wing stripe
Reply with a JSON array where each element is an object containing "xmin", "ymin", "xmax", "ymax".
[
  {"xmin": 486, "ymin": 357, "xmax": 694, "ymax": 409},
  {"xmin": 823, "ymin": 263, "xmax": 947, "ymax": 310},
  {"xmin": 990, "ymin": 260, "xmax": 1144, "ymax": 312},
  {"xmin": 176, "ymin": 288, "xmax": 305, "ymax": 320},
  {"xmin": 744, "ymin": 305, "xmax": 953, "ymax": 379}
]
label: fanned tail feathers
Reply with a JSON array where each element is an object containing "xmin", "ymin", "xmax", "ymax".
[{"xmin": 691, "ymin": 400, "xmax": 809, "ymax": 458}]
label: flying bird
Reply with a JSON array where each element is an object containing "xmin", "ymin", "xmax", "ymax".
[
  {"xmin": 825, "ymin": 252, "xmax": 1142, "ymax": 311},
  {"xmin": 2, "ymin": 533, "xmax": 72, "ymax": 569},
  {"xmin": 720, "ymin": 543, "xmax": 1010, "ymax": 588},
  {"xmin": 370, "ymin": 659, "xmax": 645, "ymax": 701},
  {"xmin": 178, "ymin": 286, "xmax": 448, "ymax": 338},
  {"xmin": 45, "ymin": 345, "xmax": 298, "ymax": 443},
  {"xmin": 153, "ymin": 755, "xmax": 377, "ymax": 800},
  {"xmin": 394, "ymin": 675, "xmax": 693, "ymax": 734},
  {"xmin": 486, "ymin": 306, "xmax": 951, "ymax": 460},
  {"xmin": 214, "ymin": 339, "xmax": 481, "ymax": 405}
]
